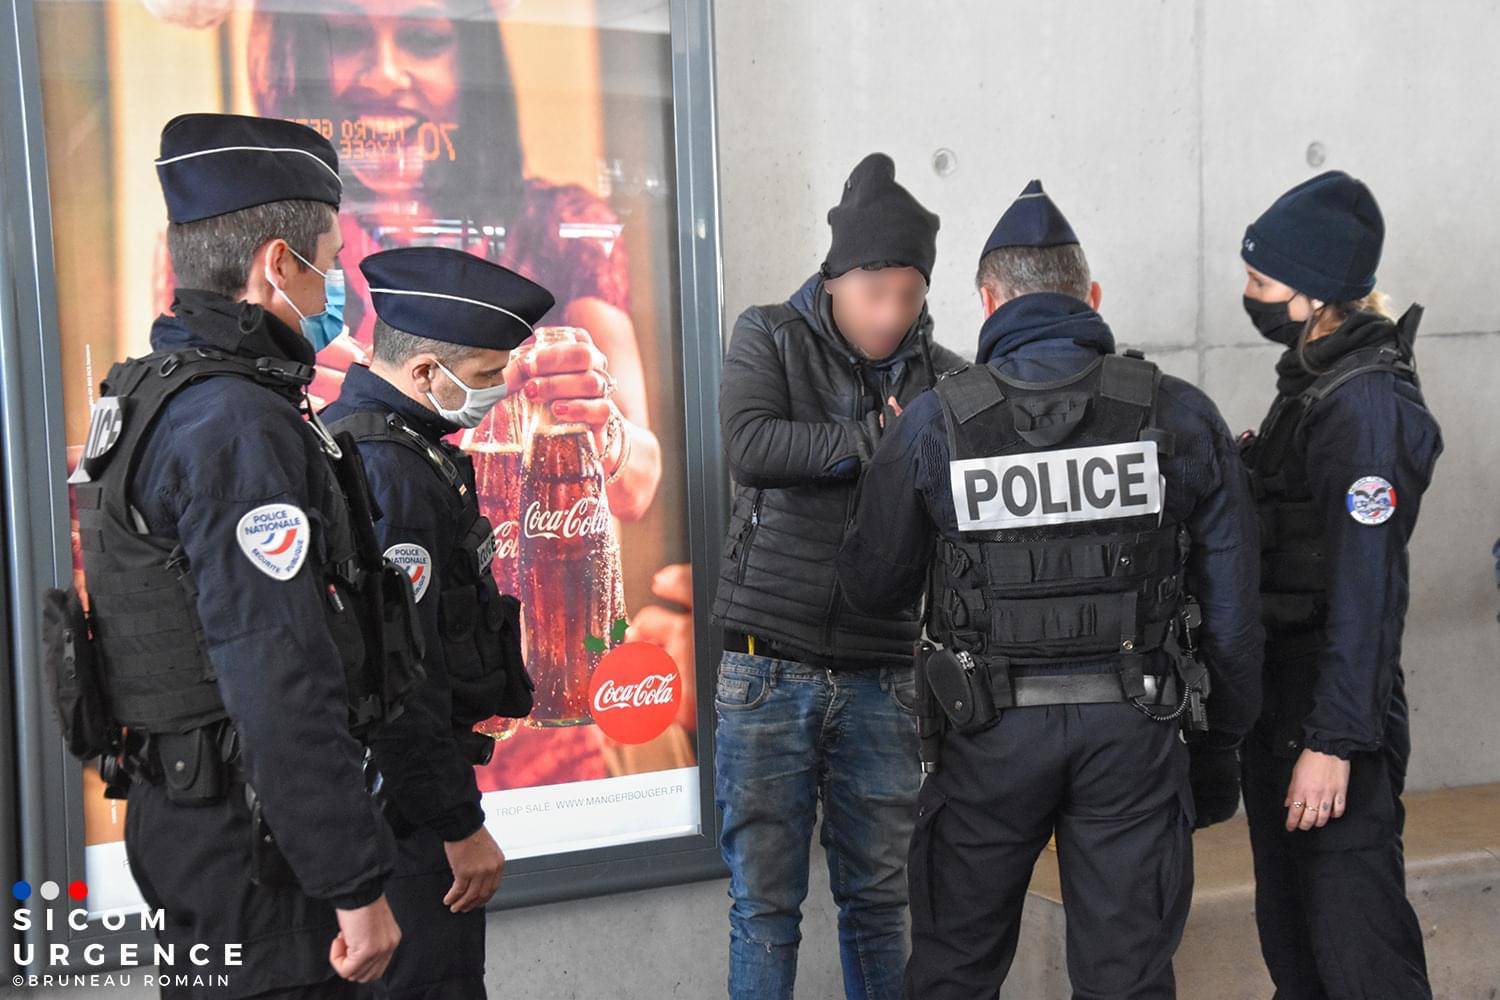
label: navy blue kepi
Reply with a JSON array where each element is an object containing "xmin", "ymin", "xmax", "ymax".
[
  {"xmin": 156, "ymin": 113, "xmax": 342, "ymax": 224},
  {"xmin": 360, "ymin": 247, "xmax": 556, "ymax": 350},
  {"xmin": 981, "ymin": 179, "xmax": 1080, "ymax": 260}
]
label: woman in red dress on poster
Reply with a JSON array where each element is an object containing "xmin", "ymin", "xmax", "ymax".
[{"xmin": 141, "ymin": 0, "xmax": 693, "ymax": 789}]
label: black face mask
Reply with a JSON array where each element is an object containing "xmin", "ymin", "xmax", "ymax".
[{"xmin": 1242, "ymin": 295, "xmax": 1305, "ymax": 347}]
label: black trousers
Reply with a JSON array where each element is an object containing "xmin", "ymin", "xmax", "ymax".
[
  {"xmin": 372, "ymin": 826, "xmax": 488, "ymax": 1000},
  {"xmin": 905, "ymin": 703, "xmax": 1195, "ymax": 1000},
  {"xmin": 124, "ymin": 781, "xmax": 347, "ymax": 1000},
  {"xmin": 1242, "ymin": 720, "xmax": 1431, "ymax": 1000}
]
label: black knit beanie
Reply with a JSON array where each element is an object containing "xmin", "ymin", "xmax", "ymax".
[
  {"xmin": 1241, "ymin": 170, "xmax": 1384, "ymax": 302},
  {"xmin": 821, "ymin": 153, "xmax": 940, "ymax": 284}
]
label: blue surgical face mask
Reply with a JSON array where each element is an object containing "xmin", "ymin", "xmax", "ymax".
[{"xmin": 269, "ymin": 245, "xmax": 345, "ymax": 351}]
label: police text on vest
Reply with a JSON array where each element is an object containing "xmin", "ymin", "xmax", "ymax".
[{"xmin": 950, "ymin": 441, "xmax": 1162, "ymax": 531}]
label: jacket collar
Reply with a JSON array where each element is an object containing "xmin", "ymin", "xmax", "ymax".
[
  {"xmin": 332, "ymin": 363, "xmax": 462, "ymax": 442},
  {"xmin": 976, "ymin": 292, "xmax": 1116, "ymax": 366},
  {"xmin": 150, "ymin": 288, "xmax": 316, "ymax": 367}
]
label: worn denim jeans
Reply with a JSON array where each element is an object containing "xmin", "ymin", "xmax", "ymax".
[{"xmin": 714, "ymin": 650, "xmax": 922, "ymax": 1000}]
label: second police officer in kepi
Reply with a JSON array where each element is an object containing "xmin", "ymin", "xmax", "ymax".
[
  {"xmin": 836, "ymin": 181, "xmax": 1266, "ymax": 999},
  {"xmin": 42, "ymin": 114, "xmax": 424, "ymax": 998},
  {"xmin": 321, "ymin": 246, "xmax": 547, "ymax": 999}
]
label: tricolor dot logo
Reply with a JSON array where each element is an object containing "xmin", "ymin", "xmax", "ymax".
[{"xmin": 10, "ymin": 878, "xmax": 86, "ymax": 903}]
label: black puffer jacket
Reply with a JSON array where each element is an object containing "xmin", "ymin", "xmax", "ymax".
[{"xmin": 713, "ymin": 274, "xmax": 965, "ymax": 668}]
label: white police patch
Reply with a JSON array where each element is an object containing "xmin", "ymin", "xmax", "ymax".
[
  {"xmin": 236, "ymin": 504, "xmax": 309, "ymax": 580},
  {"xmin": 950, "ymin": 440, "xmax": 1163, "ymax": 531},
  {"xmin": 384, "ymin": 543, "xmax": 433, "ymax": 603},
  {"xmin": 67, "ymin": 397, "xmax": 126, "ymax": 484},
  {"xmin": 1346, "ymin": 475, "xmax": 1396, "ymax": 525}
]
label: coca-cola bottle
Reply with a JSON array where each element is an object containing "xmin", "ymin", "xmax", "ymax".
[
  {"xmin": 519, "ymin": 327, "xmax": 627, "ymax": 727},
  {"xmin": 463, "ymin": 392, "xmax": 525, "ymax": 597},
  {"xmin": 460, "ymin": 382, "xmax": 527, "ymax": 742}
]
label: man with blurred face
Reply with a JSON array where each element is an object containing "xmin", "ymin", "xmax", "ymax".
[{"xmin": 710, "ymin": 153, "xmax": 964, "ymax": 1000}]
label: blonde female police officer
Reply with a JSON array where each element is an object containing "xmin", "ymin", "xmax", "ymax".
[{"xmin": 1238, "ymin": 171, "xmax": 1441, "ymax": 1000}]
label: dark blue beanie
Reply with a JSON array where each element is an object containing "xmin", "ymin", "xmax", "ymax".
[{"xmin": 1241, "ymin": 170, "xmax": 1384, "ymax": 302}]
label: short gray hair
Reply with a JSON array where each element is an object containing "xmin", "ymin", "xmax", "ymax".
[
  {"xmin": 975, "ymin": 244, "xmax": 1092, "ymax": 303},
  {"xmin": 166, "ymin": 199, "xmax": 336, "ymax": 298},
  {"xmin": 371, "ymin": 318, "xmax": 480, "ymax": 368}
]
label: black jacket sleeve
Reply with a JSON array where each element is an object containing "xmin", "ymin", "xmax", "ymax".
[
  {"xmin": 720, "ymin": 306, "xmax": 879, "ymax": 489},
  {"xmin": 1297, "ymin": 379, "xmax": 1440, "ymax": 757},
  {"xmin": 836, "ymin": 394, "xmax": 940, "ymax": 617},
  {"xmin": 1183, "ymin": 414, "xmax": 1265, "ymax": 741},
  {"xmin": 362, "ymin": 447, "xmax": 485, "ymax": 842},
  {"xmin": 164, "ymin": 403, "xmax": 392, "ymax": 909}
]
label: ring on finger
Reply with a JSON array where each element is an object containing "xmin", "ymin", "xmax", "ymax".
[
  {"xmin": 600, "ymin": 370, "xmax": 618, "ymax": 397},
  {"xmin": 1291, "ymin": 800, "xmax": 1305, "ymax": 809}
]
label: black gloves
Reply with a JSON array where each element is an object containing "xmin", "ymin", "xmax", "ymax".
[{"xmin": 1188, "ymin": 737, "xmax": 1242, "ymax": 830}]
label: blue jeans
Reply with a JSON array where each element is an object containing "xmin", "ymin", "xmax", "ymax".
[{"xmin": 714, "ymin": 650, "xmax": 922, "ymax": 1000}]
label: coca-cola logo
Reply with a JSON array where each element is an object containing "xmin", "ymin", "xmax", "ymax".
[
  {"xmin": 522, "ymin": 497, "xmax": 610, "ymax": 540},
  {"xmin": 494, "ymin": 519, "xmax": 519, "ymax": 560},
  {"xmin": 587, "ymin": 643, "xmax": 681, "ymax": 745}
]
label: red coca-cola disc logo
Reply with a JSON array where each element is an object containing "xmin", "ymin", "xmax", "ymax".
[{"xmin": 588, "ymin": 642, "xmax": 681, "ymax": 745}]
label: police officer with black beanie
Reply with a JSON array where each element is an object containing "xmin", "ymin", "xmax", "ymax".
[
  {"xmin": 1239, "ymin": 170, "xmax": 1440, "ymax": 1000},
  {"xmin": 838, "ymin": 179, "xmax": 1265, "ymax": 999}
]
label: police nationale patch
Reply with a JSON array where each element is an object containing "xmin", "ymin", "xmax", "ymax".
[
  {"xmin": 236, "ymin": 504, "xmax": 310, "ymax": 580},
  {"xmin": 1346, "ymin": 476, "xmax": 1396, "ymax": 525},
  {"xmin": 384, "ymin": 543, "xmax": 433, "ymax": 603}
]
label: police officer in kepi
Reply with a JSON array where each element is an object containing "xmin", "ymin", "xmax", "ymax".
[
  {"xmin": 1238, "ymin": 172, "xmax": 1441, "ymax": 999},
  {"xmin": 322, "ymin": 246, "xmax": 547, "ymax": 999},
  {"xmin": 836, "ymin": 180, "xmax": 1266, "ymax": 999},
  {"xmin": 41, "ymin": 113, "xmax": 425, "ymax": 998}
]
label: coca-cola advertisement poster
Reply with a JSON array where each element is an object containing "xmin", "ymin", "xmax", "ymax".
[{"xmin": 29, "ymin": 0, "xmax": 719, "ymax": 913}]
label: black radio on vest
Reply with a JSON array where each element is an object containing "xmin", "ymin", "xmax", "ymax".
[
  {"xmin": 41, "ymin": 348, "xmax": 424, "ymax": 805},
  {"xmin": 328, "ymin": 407, "xmax": 532, "ymax": 757},
  {"xmin": 919, "ymin": 350, "xmax": 1210, "ymax": 764}
]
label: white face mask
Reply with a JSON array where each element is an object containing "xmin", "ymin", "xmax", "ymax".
[{"xmin": 426, "ymin": 360, "xmax": 508, "ymax": 428}]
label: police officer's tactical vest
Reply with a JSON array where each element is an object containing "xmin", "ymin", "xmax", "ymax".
[
  {"xmin": 52, "ymin": 349, "xmax": 423, "ymax": 763},
  {"xmin": 1245, "ymin": 306, "xmax": 1424, "ymax": 643},
  {"xmin": 930, "ymin": 352, "xmax": 1189, "ymax": 703},
  {"xmin": 328, "ymin": 410, "xmax": 532, "ymax": 733}
]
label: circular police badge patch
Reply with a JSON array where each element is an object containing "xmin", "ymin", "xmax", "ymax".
[
  {"xmin": 236, "ymin": 504, "xmax": 309, "ymax": 580},
  {"xmin": 384, "ymin": 543, "xmax": 432, "ymax": 603},
  {"xmin": 1346, "ymin": 476, "xmax": 1396, "ymax": 525}
]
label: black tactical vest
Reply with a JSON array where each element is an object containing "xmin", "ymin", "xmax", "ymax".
[
  {"xmin": 1244, "ymin": 310, "xmax": 1423, "ymax": 643},
  {"xmin": 930, "ymin": 353, "xmax": 1189, "ymax": 698},
  {"xmin": 63, "ymin": 349, "xmax": 423, "ymax": 745},
  {"xmin": 329, "ymin": 409, "xmax": 532, "ymax": 730}
]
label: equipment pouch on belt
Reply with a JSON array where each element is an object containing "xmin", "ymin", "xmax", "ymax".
[
  {"xmin": 41, "ymin": 586, "xmax": 116, "ymax": 760},
  {"xmin": 155, "ymin": 727, "xmax": 228, "ymax": 805},
  {"xmin": 923, "ymin": 645, "xmax": 998, "ymax": 734}
]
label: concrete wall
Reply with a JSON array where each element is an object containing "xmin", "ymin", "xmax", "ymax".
[{"xmin": 715, "ymin": 0, "xmax": 1500, "ymax": 791}]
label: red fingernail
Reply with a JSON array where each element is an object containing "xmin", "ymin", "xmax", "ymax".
[{"xmin": 524, "ymin": 382, "xmax": 538, "ymax": 399}]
